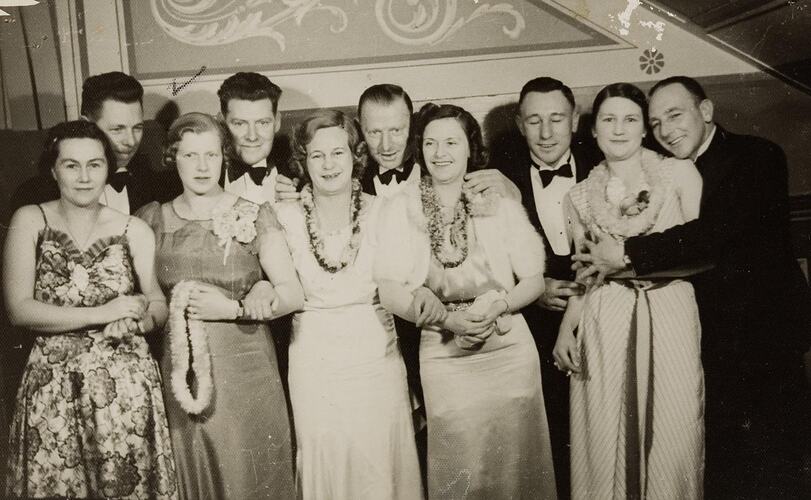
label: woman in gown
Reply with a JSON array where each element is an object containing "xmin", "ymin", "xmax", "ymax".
[
  {"xmin": 137, "ymin": 112, "xmax": 301, "ymax": 500},
  {"xmin": 376, "ymin": 103, "xmax": 557, "ymax": 499},
  {"xmin": 274, "ymin": 109, "xmax": 422, "ymax": 500},
  {"xmin": 3, "ymin": 120, "xmax": 177, "ymax": 499},
  {"xmin": 554, "ymin": 83, "xmax": 705, "ymax": 499}
]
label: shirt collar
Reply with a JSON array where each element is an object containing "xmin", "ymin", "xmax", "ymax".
[{"xmin": 693, "ymin": 124, "xmax": 717, "ymax": 161}]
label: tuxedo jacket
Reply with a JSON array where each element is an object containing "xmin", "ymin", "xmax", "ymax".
[
  {"xmin": 490, "ymin": 135, "xmax": 603, "ymax": 346},
  {"xmin": 10, "ymin": 153, "xmax": 169, "ymax": 214},
  {"xmin": 625, "ymin": 126, "xmax": 811, "ymax": 361},
  {"xmin": 492, "ymin": 136, "xmax": 603, "ymax": 281}
]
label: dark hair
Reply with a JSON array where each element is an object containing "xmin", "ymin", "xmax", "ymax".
[
  {"xmin": 649, "ymin": 75, "xmax": 708, "ymax": 105},
  {"xmin": 591, "ymin": 82, "xmax": 649, "ymax": 128},
  {"xmin": 290, "ymin": 109, "xmax": 367, "ymax": 186},
  {"xmin": 39, "ymin": 120, "xmax": 116, "ymax": 177},
  {"xmin": 80, "ymin": 72, "xmax": 143, "ymax": 120},
  {"xmin": 357, "ymin": 83, "xmax": 414, "ymax": 117},
  {"xmin": 518, "ymin": 77, "xmax": 576, "ymax": 109},
  {"xmin": 414, "ymin": 103, "xmax": 488, "ymax": 175},
  {"xmin": 218, "ymin": 72, "xmax": 282, "ymax": 115},
  {"xmin": 162, "ymin": 113, "xmax": 234, "ymax": 177}
]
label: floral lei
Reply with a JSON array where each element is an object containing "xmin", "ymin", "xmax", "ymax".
[
  {"xmin": 169, "ymin": 280, "xmax": 213, "ymax": 415},
  {"xmin": 211, "ymin": 201, "xmax": 260, "ymax": 265},
  {"xmin": 420, "ymin": 176, "xmax": 471, "ymax": 268},
  {"xmin": 585, "ymin": 149, "xmax": 667, "ymax": 240},
  {"xmin": 301, "ymin": 178, "xmax": 363, "ymax": 273}
]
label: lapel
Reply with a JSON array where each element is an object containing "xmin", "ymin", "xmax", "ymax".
[
  {"xmin": 694, "ymin": 125, "xmax": 733, "ymax": 208},
  {"xmin": 125, "ymin": 155, "xmax": 153, "ymax": 213},
  {"xmin": 360, "ymin": 160, "xmax": 378, "ymax": 195}
]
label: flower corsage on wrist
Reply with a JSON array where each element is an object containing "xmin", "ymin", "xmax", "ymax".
[{"xmin": 212, "ymin": 202, "xmax": 260, "ymax": 265}]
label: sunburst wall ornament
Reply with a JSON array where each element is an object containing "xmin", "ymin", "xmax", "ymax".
[{"xmin": 639, "ymin": 48, "xmax": 664, "ymax": 74}]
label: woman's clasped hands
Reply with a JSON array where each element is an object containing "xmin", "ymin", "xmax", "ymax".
[{"xmin": 98, "ymin": 294, "xmax": 149, "ymax": 341}]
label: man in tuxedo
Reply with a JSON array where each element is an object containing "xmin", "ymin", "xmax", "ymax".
[
  {"xmin": 575, "ymin": 76, "xmax": 810, "ymax": 498},
  {"xmin": 11, "ymin": 72, "xmax": 161, "ymax": 213},
  {"xmin": 490, "ymin": 76, "xmax": 602, "ymax": 499},
  {"xmin": 218, "ymin": 72, "xmax": 282, "ymax": 204}
]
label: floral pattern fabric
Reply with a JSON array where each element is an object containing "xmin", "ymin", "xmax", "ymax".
[{"xmin": 6, "ymin": 224, "xmax": 178, "ymax": 499}]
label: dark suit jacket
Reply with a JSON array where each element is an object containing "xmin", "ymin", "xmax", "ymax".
[{"xmin": 626, "ymin": 126, "xmax": 811, "ymax": 363}]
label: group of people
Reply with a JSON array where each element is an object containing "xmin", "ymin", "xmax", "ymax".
[{"xmin": 1, "ymin": 67, "xmax": 808, "ymax": 500}]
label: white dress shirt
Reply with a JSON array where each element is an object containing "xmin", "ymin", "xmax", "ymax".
[
  {"xmin": 224, "ymin": 159, "xmax": 278, "ymax": 205},
  {"xmin": 373, "ymin": 163, "xmax": 421, "ymax": 199},
  {"xmin": 530, "ymin": 152, "xmax": 576, "ymax": 256},
  {"xmin": 99, "ymin": 167, "xmax": 130, "ymax": 214}
]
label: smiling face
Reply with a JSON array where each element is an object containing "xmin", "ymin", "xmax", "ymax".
[
  {"xmin": 517, "ymin": 90, "xmax": 579, "ymax": 166},
  {"xmin": 648, "ymin": 83, "xmax": 713, "ymax": 160},
  {"xmin": 359, "ymin": 98, "xmax": 411, "ymax": 172},
  {"xmin": 224, "ymin": 98, "xmax": 280, "ymax": 166},
  {"xmin": 593, "ymin": 97, "xmax": 646, "ymax": 162},
  {"xmin": 306, "ymin": 126, "xmax": 354, "ymax": 196},
  {"xmin": 93, "ymin": 100, "xmax": 144, "ymax": 170},
  {"xmin": 52, "ymin": 138, "xmax": 109, "ymax": 206},
  {"xmin": 175, "ymin": 130, "xmax": 224, "ymax": 196},
  {"xmin": 422, "ymin": 117, "xmax": 470, "ymax": 186}
]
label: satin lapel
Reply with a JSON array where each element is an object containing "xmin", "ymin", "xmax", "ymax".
[
  {"xmin": 695, "ymin": 126, "xmax": 734, "ymax": 208},
  {"xmin": 513, "ymin": 147, "xmax": 543, "ymax": 233}
]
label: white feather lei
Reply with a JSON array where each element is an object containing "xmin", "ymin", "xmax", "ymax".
[{"xmin": 169, "ymin": 280, "xmax": 213, "ymax": 415}]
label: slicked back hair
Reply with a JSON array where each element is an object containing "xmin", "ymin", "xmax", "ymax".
[
  {"xmin": 518, "ymin": 77, "xmax": 575, "ymax": 110},
  {"xmin": 649, "ymin": 75, "xmax": 708, "ymax": 105},
  {"xmin": 80, "ymin": 72, "xmax": 143, "ymax": 120},
  {"xmin": 218, "ymin": 72, "xmax": 283, "ymax": 115}
]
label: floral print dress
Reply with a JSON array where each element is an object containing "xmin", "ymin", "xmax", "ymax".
[{"xmin": 5, "ymin": 206, "xmax": 178, "ymax": 499}]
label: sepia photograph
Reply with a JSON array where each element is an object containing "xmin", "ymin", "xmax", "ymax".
[{"xmin": 0, "ymin": 1, "xmax": 809, "ymax": 498}]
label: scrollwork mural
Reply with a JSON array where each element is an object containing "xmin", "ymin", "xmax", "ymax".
[
  {"xmin": 123, "ymin": 1, "xmax": 616, "ymax": 77},
  {"xmin": 150, "ymin": 0, "xmax": 525, "ymax": 49},
  {"xmin": 150, "ymin": 0, "xmax": 353, "ymax": 50},
  {"xmin": 375, "ymin": 1, "xmax": 525, "ymax": 46}
]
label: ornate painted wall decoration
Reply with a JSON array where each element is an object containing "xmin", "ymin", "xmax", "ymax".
[{"xmin": 123, "ymin": 1, "xmax": 619, "ymax": 78}]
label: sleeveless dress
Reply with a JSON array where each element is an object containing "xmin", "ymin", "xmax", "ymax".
[
  {"xmin": 5, "ymin": 207, "xmax": 178, "ymax": 499},
  {"xmin": 420, "ymin": 228, "xmax": 557, "ymax": 500},
  {"xmin": 567, "ymin": 156, "xmax": 704, "ymax": 499},
  {"xmin": 275, "ymin": 198, "xmax": 422, "ymax": 500},
  {"xmin": 137, "ymin": 200, "xmax": 296, "ymax": 500}
]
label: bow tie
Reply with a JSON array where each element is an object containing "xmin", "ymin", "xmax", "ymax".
[
  {"xmin": 109, "ymin": 171, "xmax": 130, "ymax": 193},
  {"xmin": 247, "ymin": 166, "xmax": 269, "ymax": 185},
  {"xmin": 378, "ymin": 167, "xmax": 408, "ymax": 186},
  {"xmin": 535, "ymin": 162, "xmax": 573, "ymax": 188}
]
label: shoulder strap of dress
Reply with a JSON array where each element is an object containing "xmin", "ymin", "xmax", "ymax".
[
  {"xmin": 123, "ymin": 215, "xmax": 133, "ymax": 235},
  {"xmin": 36, "ymin": 204, "xmax": 49, "ymax": 226}
]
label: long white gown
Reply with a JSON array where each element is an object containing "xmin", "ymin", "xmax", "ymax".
[{"xmin": 275, "ymin": 197, "xmax": 423, "ymax": 500}]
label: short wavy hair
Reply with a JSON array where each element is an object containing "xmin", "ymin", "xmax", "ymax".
[
  {"xmin": 39, "ymin": 120, "xmax": 117, "ymax": 178},
  {"xmin": 289, "ymin": 109, "xmax": 367, "ymax": 187},
  {"xmin": 218, "ymin": 72, "xmax": 282, "ymax": 115},
  {"xmin": 413, "ymin": 103, "xmax": 488, "ymax": 175},
  {"xmin": 162, "ymin": 113, "xmax": 234, "ymax": 178}
]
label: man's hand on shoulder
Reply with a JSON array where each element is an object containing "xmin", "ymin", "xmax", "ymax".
[
  {"xmin": 463, "ymin": 169, "xmax": 521, "ymax": 201},
  {"xmin": 275, "ymin": 173, "xmax": 300, "ymax": 201}
]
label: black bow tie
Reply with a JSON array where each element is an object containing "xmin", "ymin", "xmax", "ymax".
[
  {"xmin": 247, "ymin": 166, "xmax": 268, "ymax": 185},
  {"xmin": 535, "ymin": 162, "xmax": 573, "ymax": 188},
  {"xmin": 378, "ymin": 167, "xmax": 408, "ymax": 185},
  {"xmin": 109, "ymin": 171, "xmax": 131, "ymax": 193}
]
